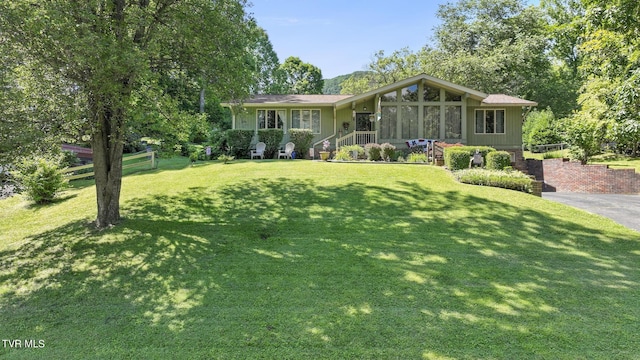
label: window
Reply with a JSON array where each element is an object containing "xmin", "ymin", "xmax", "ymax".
[
  {"xmin": 445, "ymin": 91, "xmax": 462, "ymax": 102},
  {"xmin": 401, "ymin": 106, "xmax": 418, "ymax": 138},
  {"xmin": 423, "ymin": 85, "xmax": 440, "ymax": 102},
  {"xmin": 423, "ymin": 106, "xmax": 440, "ymax": 139},
  {"xmin": 380, "ymin": 106, "xmax": 397, "ymax": 139},
  {"xmin": 445, "ymin": 106, "xmax": 461, "ymax": 139},
  {"xmin": 258, "ymin": 110, "xmax": 285, "ymax": 130},
  {"xmin": 475, "ymin": 109, "xmax": 505, "ymax": 134},
  {"xmin": 402, "ymin": 85, "xmax": 419, "ymax": 101},
  {"xmin": 291, "ymin": 109, "xmax": 321, "ymax": 133},
  {"xmin": 381, "ymin": 90, "xmax": 397, "ymax": 102}
]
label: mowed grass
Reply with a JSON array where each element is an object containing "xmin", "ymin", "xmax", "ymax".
[{"xmin": 1, "ymin": 159, "xmax": 639, "ymax": 359}]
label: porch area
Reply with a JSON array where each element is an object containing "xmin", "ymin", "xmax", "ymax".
[{"xmin": 335, "ymin": 131, "xmax": 378, "ymax": 149}]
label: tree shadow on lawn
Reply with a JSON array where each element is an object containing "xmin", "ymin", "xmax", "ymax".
[{"xmin": 1, "ymin": 178, "xmax": 639, "ymax": 358}]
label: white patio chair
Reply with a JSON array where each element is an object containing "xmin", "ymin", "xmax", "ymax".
[
  {"xmin": 251, "ymin": 142, "xmax": 266, "ymax": 159},
  {"xmin": 278, "ymin": 142, "xmax": 295, "ymax": 159}
]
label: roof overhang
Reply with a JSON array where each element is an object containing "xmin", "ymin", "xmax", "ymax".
[
  {"xmin": 334, "ymin": 73, "xmax": 488, "ymax": 109},
  {"xmin": 481, "ymin": 94, "xmax": 538, "ymax": 107}
]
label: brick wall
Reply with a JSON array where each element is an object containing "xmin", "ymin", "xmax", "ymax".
[{"xmin": 527, "ymin": 158, "xmax": 640, "ymax": 194}]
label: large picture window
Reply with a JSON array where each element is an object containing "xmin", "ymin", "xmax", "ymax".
[
  {"xmin": 401, "ymin": 106, "xmax": 418, "ymax": 138},
  {"xmin": 291, "ymin": 109, "xmax": 321, "ymax": 134},
  {"xmin": 258, "ymin": 110, "xmax": 285, "ymax": 130},
  {"xmin": 445, "ymin": 106, "xmax": 462, "ymax": 139},
  {"xmin": 423, "ymin": 106, "xmax": 440, "ymax": 139},
  {"xmin": 475, "ymin": 109, "xmax": 505, "ymax": 134},
  {"xmin": 380, "ymin": 106, "xmax": 397, "ymax": 139}
]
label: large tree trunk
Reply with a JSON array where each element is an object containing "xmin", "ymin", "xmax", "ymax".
[{"xmin": 90, "ymin": 95, "xmax": 126, "ymax": 229}]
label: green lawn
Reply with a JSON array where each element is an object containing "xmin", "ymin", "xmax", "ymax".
[
  {"xmin": 590, "ymin": 154, "xmax": 640, "ymax": 172},
  {"xmin": 1, "ymin": 159, "xmax": 639, "ymax": 359},
  {"xmin": 524, "ymin": 151, "xmax": 640, "ymax": 172}
]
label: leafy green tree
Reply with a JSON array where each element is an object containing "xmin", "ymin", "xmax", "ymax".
[
  {"xmin": 249, "ymin": 27, "xmax": 286, "ymax": 94},
  {"xmin": 340, "ymin": 0, "xmax": 554, "ymax": 111},
  {"xmin": 280, "ymin": 57, "xmax": 324, "ymax": 95},
  {"xmin": 523, "ymin": 109, "xmax": 563, "ymax": 151},
  {"xmin": 571, "ymin": 0, "xmax": 640, "ymax": 158},
  {"xmin": 0, "ymin": 0, "xmax": 255, "ymax": 228},
  {"xmin": 340, "ymin": 48, "xmax": 420, "ymax": 95}
]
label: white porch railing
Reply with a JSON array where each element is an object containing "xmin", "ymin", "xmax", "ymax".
[{"xmin": 336, "ymin": 131, "xmax": 378, "ymax": 149}]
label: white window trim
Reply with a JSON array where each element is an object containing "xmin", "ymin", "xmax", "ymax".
[
  {"xmin": 474, "ymin": 109, "xmax": 506, "ymax": 135},
  {"xmin": 291, "ymin": 109, "xmax": 321, "ymax": 134},
  {"xmin": 257, "ymin": 109, "xmax": 286, "ymax": 131}
]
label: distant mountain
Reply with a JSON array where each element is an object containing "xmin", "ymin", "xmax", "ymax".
[{"xmin": 323, "ymin": 71, "xmax": 370, "ymax": 95}]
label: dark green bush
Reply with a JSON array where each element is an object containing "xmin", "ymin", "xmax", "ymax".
[
  {"xmin": 289, "ymin": 129, "xmax": 314, "ymax": 159},
  {"xmin": 226, "ymin": 129, "xmax": 254, "ymax": 158},
  {"xmin": 444, "ymin": 146, "xmax": 496, "ymax": 170},
  {"xmin": 485, "ymin": 151, "xmax": 512, "ymax": 170},
  {"xmin": 453, "ymin": 168, "xmax": 533, "ymax": 194},
  {"xmin": 364, "ymin": 143, "xmax": 382, "ymax": 161},
  {"xmin": 444, "ymin": 148, "xmax": 472, "ymax": 170},
  {"xmin": 380, "ymin": 143, "xmax": 396, "ymax": 161},
  {"xmin": 258, "ymin": 129, "xmax": 284, "ymax": 159},
  {"xmin": 207, "ymin": 130, "xmax": 228, "ymax": 159},
  {"xmin": 15, "ymin": 157, "xmax": 68, "ymax": 204}
]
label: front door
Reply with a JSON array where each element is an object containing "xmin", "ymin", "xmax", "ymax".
[{"xmin": 355, "ymin": 113, "xmax": 372, "ymax": 131}]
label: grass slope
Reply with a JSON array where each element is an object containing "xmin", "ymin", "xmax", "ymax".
[{"xmin": 1, "ymin": 159, "xmax": 639, "ymax": 359}]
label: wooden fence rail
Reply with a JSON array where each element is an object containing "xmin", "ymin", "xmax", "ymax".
[{"xmin": 65, "ymin": 151, "xmax": 156, "ymax": 181}]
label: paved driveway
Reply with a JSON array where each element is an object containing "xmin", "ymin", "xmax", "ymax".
[{"xmin": 542, "ymin": 193, "xmax": 640, "ymax": 233}]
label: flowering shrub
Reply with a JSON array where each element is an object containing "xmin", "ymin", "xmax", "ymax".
[
  {"xmin": 380, "ymin": 143, "xmax": 396, "ymax": 161},
  {"xmin": 364, "ymin": 143, "xmax": 382, "ymax": 161},
  {"xmin": 453, "ymin": 168, "xmax": 533, "ymax": 193}
]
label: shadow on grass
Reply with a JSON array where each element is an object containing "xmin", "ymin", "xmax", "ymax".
[{"xmin": 1, "ymin": 177, "xmax": 639, "ymax": 358}]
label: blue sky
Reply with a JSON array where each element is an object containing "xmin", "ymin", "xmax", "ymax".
[{"xmin": 249, "ymin": 0, "xmax": 540, "ymax": 79}]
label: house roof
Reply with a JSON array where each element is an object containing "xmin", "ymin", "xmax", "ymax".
[
  {"xmin": 241, "ymin": 94, "xmax": 353, "ymax": 106},
  {"xmin": 482, "ymin": 94, "xmax": 538, "ymax": 106},
  {"xmin": 222, "ymin": 74, "xmax": 537, "ymax": 108}
]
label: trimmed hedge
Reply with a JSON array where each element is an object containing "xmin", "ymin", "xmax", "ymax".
[
  {"xmin": 485, "ymin": 151, "xmax": 512, "ymax": 170},
  {"xmin": 453, "ymin": 168, "xmax": 533, "ymax": 193},
  {"xmin": 226, "ymin": 129, "xmax": 254, "ymax": 158},
  {"xmin": 444, "ymin": 146, "xmax": 496, "ymax": 170},
  {"xmin": 258, "ymin": 129, "xmax": 284, "ymax": 159},
  {"xmin": 289, "ymin": 129, "xmax": 314, "ymax": 159}
]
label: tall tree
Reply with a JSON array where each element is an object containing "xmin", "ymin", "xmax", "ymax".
[
  {"xmin": 0, "ymin": 0, "xmax": 255, "ymax": 228},
  {"xmin": 248, "ymin": 27, "xmax": 285, "ymax": 94},
  {"xmin": 279, "ymin": 56, "xmax": 324, "ymax": 95},
  {"xmin": 577, "ymin": 0, "xmax": 640, "ymax": 156},
  {"xmin": 340, "ymin": 0, "xmax": 554, "ymax": 111}
]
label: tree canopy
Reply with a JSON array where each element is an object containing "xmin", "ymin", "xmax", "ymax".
[
  {"xmin": 0, "ymin": 0, "xmax": 256, "ymax": 228},
  {"xmin": 279, "ymin": 56, "xmax": 324, "ymax": 95}
]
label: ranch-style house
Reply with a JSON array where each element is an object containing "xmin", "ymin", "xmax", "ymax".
[{"xmin": 223, "ymin": 73, "xmax": 537, "ymax": 160}]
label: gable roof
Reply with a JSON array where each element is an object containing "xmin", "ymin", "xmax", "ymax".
[{"xmin": 481, "ymin": 94, "xmax": 538, "ymax": 106}]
